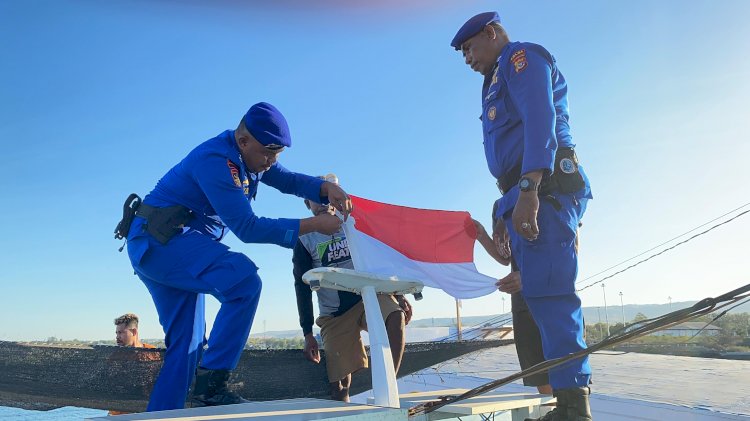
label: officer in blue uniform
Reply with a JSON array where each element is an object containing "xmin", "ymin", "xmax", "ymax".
[
  {"xmin": 120, "ymin": 102, "xmax": 351, "ymax": 411},
  {"xmin": 451, "ymin": 12, "xmax": 594, "ymax": 421}
]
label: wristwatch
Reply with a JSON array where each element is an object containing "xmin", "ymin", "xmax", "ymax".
[{"xmin": 518, "ymin": 176, "xmax": 540, "ymax": 192}]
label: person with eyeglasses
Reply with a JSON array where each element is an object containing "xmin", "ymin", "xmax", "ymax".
[{"xmin": 117, "ymin": 102, "xmax": 352, "ymax": 411}]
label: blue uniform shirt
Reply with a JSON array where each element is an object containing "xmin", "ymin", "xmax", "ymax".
[
  {"xmin": 482, "ymin": 41, "xmax": 573, "ymax": 180},
  {"xmin": 133, "ymin": 130, "xmax": 324, "ymax": 248}
]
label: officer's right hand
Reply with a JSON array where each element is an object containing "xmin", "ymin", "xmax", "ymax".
[
  {"xmin": 303, "ymin": 334, "xmax": 321, "ymax": 363},
  {"xmin": 513, "ymin": 192, "xmax": 540, "ymax": 241},
  {"xmin": 313, "ymin": 213, "xmax": 342, "ymax": 235},
  {"xmin": 321, "ymin": 182, "xmax": 353, "ymax": 221}
]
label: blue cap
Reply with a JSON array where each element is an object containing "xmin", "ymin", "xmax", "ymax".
[
  {"xmin": 243, "ymin": 102, "xmax": 291, "ymax": 149},
  {"xmin": 451, "ymin": 11, "xmax": 500, "ymax": 51}
]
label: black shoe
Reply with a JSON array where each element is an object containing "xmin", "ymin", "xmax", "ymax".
[
  {"xmin": 190, "ymin": 368, "xmax": 250, "ymax": 407},
  {"xmin": 525, "ymin": 387, "xmax": 592, "ymax": 421},
  {"xmin": 559, "ymin": 387, "xmax": 592, "ymax": 421},
  {"xmin": 525, "ymin": 406, "xmax": 565, "ymax": 421}
]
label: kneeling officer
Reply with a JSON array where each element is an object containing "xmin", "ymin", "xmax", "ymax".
[{"xmin": 115, "ymin": 102, "xmax": 351, "ymax": 411}]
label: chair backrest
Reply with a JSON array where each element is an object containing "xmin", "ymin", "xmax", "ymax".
[{"xmin": 302, "ymin": 267, "xmax": 424, "ymax": 295}]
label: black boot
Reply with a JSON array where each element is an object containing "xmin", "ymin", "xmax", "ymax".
[
  {"xmin": 191, "ymin": 368, "xmax": 250, "ymax": 407},
  {"xmin": 560, "ymin": 387, "xmax": 592, "ymax": 421},
  {"xmin": 525, "ymin": 389, "xmax": 566, "ymax": 421},
  {"xmin": 525, "ymin": 387, "xmax": 592, "ymax": 421}
]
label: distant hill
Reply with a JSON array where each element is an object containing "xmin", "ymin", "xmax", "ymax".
[
  {"xmin": 408, "ymin": 315, "xmax": 505, "ymax": 328},
  {"xmin": 249, "ymin": 329, "xmax": 311, "ymax": 339},
  {"xmin": 582, "ymin": 301, "xmax": 690, "ymax": 325},
  {"xmin": 409, "ymin": 300, "xmax": 750, "ymax": 329},
  {"xmin": 251, "ymin": 300, "xmax": 750, "ymax": 338}
]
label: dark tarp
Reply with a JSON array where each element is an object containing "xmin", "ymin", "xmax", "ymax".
[{"xmin": 0, "ymin": 339, "xmax": 510, "ymax": 413}]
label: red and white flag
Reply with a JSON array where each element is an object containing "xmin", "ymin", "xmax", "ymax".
[{"xmin": 343, "ymin": 196, "xmax": 497, "ymax": 299}]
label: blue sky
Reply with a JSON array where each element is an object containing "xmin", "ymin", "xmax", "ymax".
[{"xmin": 1, "ymin": 0, "xmax": 748, "ymax": 341}]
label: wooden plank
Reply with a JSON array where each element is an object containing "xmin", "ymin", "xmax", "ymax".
[
  {"xmin": 393, "ymin": 388, "xmax": 555, "ymax": 416},
  {"xmin": 89, "ymin": 398, "xmax": 407, "ymax": 421}
]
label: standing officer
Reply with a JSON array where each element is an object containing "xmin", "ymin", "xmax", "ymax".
[
  {"xmin": 451, "ymin": 12, "xmax": 594, "ymax": 421},
  {"xmin": 116, "ymin": 102, "xmax": 351, "ymax": 411}
]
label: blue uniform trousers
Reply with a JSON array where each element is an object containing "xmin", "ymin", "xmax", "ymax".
[
  {"xmin": 128, "ymin": 222, "xmax": 262, "ymax": 411},
  {"xmin": 505, "ymin": 191, "xmax": 591, "ymax": 390}
]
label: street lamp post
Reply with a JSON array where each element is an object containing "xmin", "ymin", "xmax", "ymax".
[
  {"xmin": 619, "ymin": 291, "xmax": 625, "ymax": 326},
  {"xmin": 668, "ymin": 296, "xmax": 672, "ymax": 311},
  {"xmin": 502, "ymin": 296, "xmax": 506, "ymax": 314},
  {"xmin": 602, "ymin": 283, "xmax": 610, "ymax": 337}
]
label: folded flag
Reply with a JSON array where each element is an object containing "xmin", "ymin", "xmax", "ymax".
[{"xmin": 343, "ymin": 195, "xmax": 497, "ymax": 299}]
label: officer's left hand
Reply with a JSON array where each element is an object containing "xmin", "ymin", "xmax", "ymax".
[
  {"xmin": 513, "ymin": 192, "xmax": 540, "ymax": 241},
  {"xmin": 321, "ymin": 182, "xmax": 353, "ymax": 221}
]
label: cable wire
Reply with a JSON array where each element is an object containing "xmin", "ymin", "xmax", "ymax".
[
  {"xmin": 684, "ymin": 296, "xmax": 750, "ymax": 342},
  {"xmin": 577, "ymin": 208, "xmax": 749, "ymax": 292},
  {"xmin": 577, "ymin": 202, "xmax": 750, "ymax": 286}
]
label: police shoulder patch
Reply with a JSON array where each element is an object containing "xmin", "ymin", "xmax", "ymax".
[
  {"xmin": 227, "ymin": 159, "xmax": 242, "ymax": 188},
  {"xmin": 510, "ymin": 48, "xmax": 528, "ymax": 73}
]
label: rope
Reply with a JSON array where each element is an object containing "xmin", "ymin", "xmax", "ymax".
[
  {"xmin": 577, "ymin": 202, "xmax": 750, "ymax": 286},
  {"xmin": 683, "ymin": 296, "xmax": 750, "ymax": 342},
  {"xmin": 408, "ymin": 282, "xmax": 750, "ymax": 416}
]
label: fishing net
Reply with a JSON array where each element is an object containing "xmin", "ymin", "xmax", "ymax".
[{"xmin": 0, "ymin": 339, "xmax": 510, "ymax": 413}]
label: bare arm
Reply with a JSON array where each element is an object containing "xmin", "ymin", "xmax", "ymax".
[{"xmin": 473, "ymin": 219, "xmax": 510, "ymax": 266}]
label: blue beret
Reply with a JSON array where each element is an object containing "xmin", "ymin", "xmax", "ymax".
[
  {"xmin": 243, "ymin": 102, "xmax": 291, "ymax": 149},
  {"xmin": 451, "ymin": 11, "xmax": 500, "ymax": 51}
]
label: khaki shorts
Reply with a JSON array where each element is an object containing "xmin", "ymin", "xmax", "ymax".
[{"xmin": 316, "ymin": 294, "xmax": 403, "ymax": 383}]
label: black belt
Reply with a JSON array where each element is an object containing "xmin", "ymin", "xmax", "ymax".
[
  {"xmin": 496, "ymin": 161, "xmax": 523, "ymax": 195},
  {"xmin": 495, "ymin": 147, "xmax": 583, "ymax": 196}
]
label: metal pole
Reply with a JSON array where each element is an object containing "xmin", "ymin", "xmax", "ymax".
[
  {"xmin": 361, "ymin": 285, "xmax": 400, "ymax": 407},
  {"xmin": 502, "ymin": 296, "xmax": 506, "ymax": 314},
  {"xmin": 619, "ymin": 291, "xmax": 625, "ymax": 326},
  {"xmin": 597, "ymin": 307, "xmax": 602, "ymax": 341},
  {"xmin": 668, "ymin": 296, "xmax": 672, "ymax": 311},
  {"xmin": 602, "ymin": 283, "xmax": 610, "ymax": 337},
  {"xmin": 455, "ymin": 299, "xmax": 463, "ymax": 341}
]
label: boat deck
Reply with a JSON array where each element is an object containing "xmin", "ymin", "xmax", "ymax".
[{"xmin": 349, "ymin": 345, "xmax": 750, "ymax": 420}]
